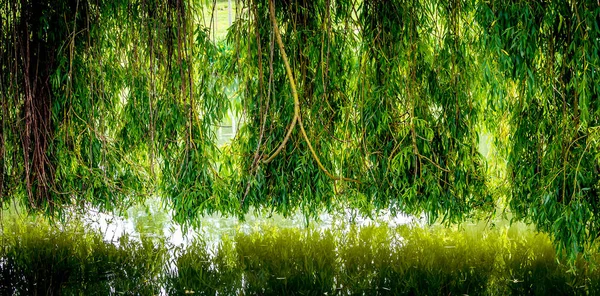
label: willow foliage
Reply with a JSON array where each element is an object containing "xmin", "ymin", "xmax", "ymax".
[
  {"xmin": 477, "ymin": 0, "xmax": 600, "ymax": 259},
  {"xmin": 1, "ymin": 0, "xmax": 599, "ymax": 257}
]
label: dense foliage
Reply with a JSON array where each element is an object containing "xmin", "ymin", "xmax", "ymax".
[
  {"xmin": 3, "ymin": 214, "xmax": 600, "ymax": 295},
  {"xmin": 477, "ymin": 0, "xmax": 600, "ymax": 259},
  {"xmin": 0, "ymin": 214, "xmax": 168, "ymax": 294},
  {"xmin": 1, "ymin": 0, "xmax": 599, "ymax": 257}
]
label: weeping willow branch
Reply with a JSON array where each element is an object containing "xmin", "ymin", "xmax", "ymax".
[
  {"xmin": 263, "ymin": 0, "xmax": 359, "ymax": 184},
  {"xmin": 261, "ymin": 0, "xmax": 298, "ymax": 164},
  {"xmin": 241, "ymin": 5, "xmax": 273, "ymax": 206}
]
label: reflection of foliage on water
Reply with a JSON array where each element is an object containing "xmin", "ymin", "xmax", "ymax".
[
  {"xmin": 175, "ymin": 223, "xmax": 600, "ymax": 295},
  {"xmin": 4, "ymin": 208, "xmax": 600, "ymax": 295},
  {"xmin": 0, "ymin": 210, "xmax": 168, "ymax": 295},
  {"xmin": 126, "ymin": 198, "xmax": 171, "ymax": 241},
  {"xmin": 166, "ymin": 237, "xmax": 241, "ymax": 295}
]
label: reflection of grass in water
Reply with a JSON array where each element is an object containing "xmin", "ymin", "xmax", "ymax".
[
  {"xmin": 4, "ymin": 207, "xmax": 600, "ymax": 295},
  {"xmin": 171, "ymin": 222, "xmax": 600, "ymax": 295},
  {"xmin": 126, "ymin": 198, "xmax": 171, "ymax": 240},
  {"xmin": 0, "ymin": 210, "xmax": 168, "ymax": 295}
]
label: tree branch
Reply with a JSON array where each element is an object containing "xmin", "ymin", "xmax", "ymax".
[
  {"xmin": 261, "ymin": 0, "xmax": 299, "ymax": 164},
  {"xmin": 264, "ymin": 0, "xmax": 359, "ymax": 184}
]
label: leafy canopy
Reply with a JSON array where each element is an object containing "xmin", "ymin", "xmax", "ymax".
[{"xmin": 1, "ymin": 0, "xmax": 599, "ymax": 258}]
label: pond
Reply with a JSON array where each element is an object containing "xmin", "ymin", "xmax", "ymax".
[
  {"xmin": 1, "ymin": 199, "xmax": 426, "ymax": 295},
  {"xmin": 2, "ymin": 200, "xmax": 599, "ymax": 295},
  {"xmin": 83, "ymin": 197, "xmax": 420, "ymax": 250}
]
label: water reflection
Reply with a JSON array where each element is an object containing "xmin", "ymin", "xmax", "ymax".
[
  {"xmin": 82, "ymin": 197, "xmax": 420, "ymax": 250},
  {"xmin": 4, "ymin": 202, "xmax": 598, "ymax": 295}
]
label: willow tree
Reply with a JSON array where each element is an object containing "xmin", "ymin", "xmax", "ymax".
[
  {"xmin": 1, "ymin": 0, "xmax": 231, "ymax": 219},
  {"xmin": 1, "ymin": 0, "xmax": 599, "ymax": 258},
  {"xmin": 477, "ymin": 0, "xmax": 600, "ymax": 259}
]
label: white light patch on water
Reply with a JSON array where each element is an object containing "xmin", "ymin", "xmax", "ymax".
[{"xmin": 81, "ymin": 199, "xmax": 423, "ymax": 251}]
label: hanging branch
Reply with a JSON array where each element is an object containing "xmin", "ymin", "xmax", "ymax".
[
  {"xmin": 242, "ymin": 4, "xmax": 274, "ymax": 206},
  {"xmin": 18, "ymin": 0, "xmax": 64, "ymax": 209},
  {"xmin": 263, "ymin": 0, "xmax": 359, "ymax": 184},
  {"xmin": 261, "ymin": 0, "xmax": 299, "ymax": 164}
]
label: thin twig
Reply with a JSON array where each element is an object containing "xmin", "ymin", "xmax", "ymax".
[{"xmin": 417, "ymin": 153, "xmax": 451, "ymax": 173}]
